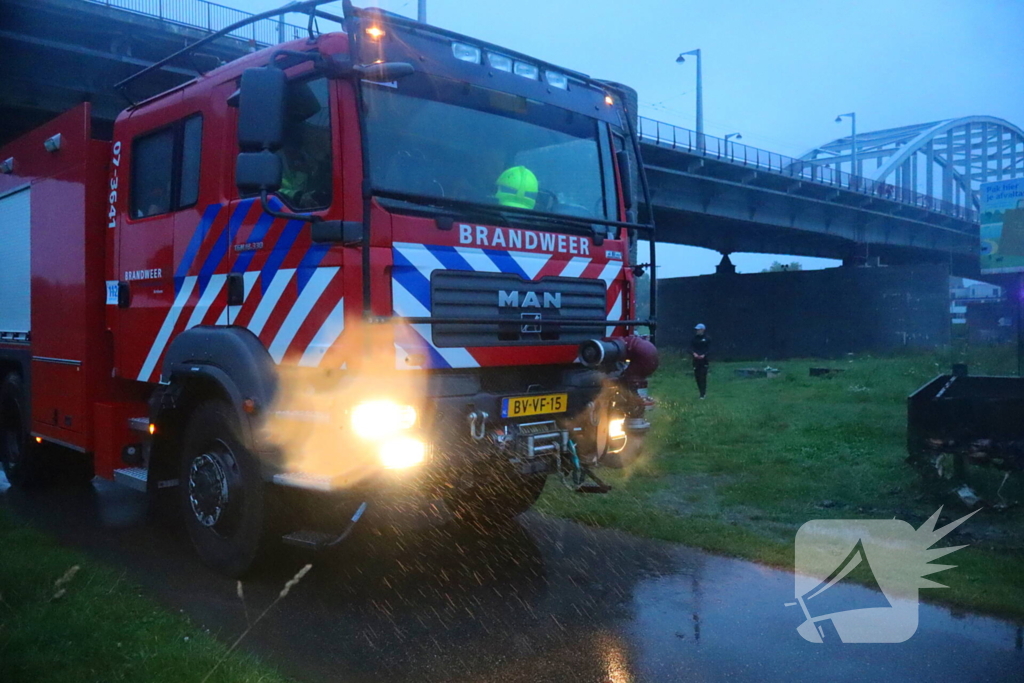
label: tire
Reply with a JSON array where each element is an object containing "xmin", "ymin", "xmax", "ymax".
[
  {"xmin": 179, "ymin": 399, "xmax": 267, "ymax": 577},
  {"xmin": 54, "ymin": 451, "xmax": 95, "ymax": 486},
  {"xmin": 601, "ymin": 435, "xmax": 645, "ymax": 469},
  {"xmin": 446, "ymin": 471, "xmax": 547, "ymax": 525},
  {"xmin": 0, "ymin": 373, "xmax": 45, "ymax": 487}
]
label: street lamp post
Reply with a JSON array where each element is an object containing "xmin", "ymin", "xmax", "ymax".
[
  {"xmin": 835, "ymin": 112, "xmax": 857, "ymax": 182},
  {"xmin": 418, "ymin": 0, "xmax": 426, "ymax": 23},
  {"xmin": 676, "ymin": 49, "xmax": 703, "ymax": 151},
  {"xmin": 724, "ymin": 132, "xmax": 742, "ymax": 159}
]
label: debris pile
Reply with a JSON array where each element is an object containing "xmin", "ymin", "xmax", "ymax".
[
  {"xmin": 734, "ymin": 366, "xmax": 780, "ymax": 379},
  {"xmin": 924, "ymin": 438, "xmax": 1024, "ymax": 471}
]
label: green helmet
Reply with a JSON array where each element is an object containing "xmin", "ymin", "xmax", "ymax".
[{"xmin": 495, "ymin": 166, "xmax": 538, "ymax": 210}]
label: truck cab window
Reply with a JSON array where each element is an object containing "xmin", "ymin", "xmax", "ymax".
[
  {"xmin": 179, "ymin": 116, "xmax": 203, "ymax": 208},
  {"xmin": 364, "ymin": 78, "xmax": 612, "ymax": 220},
  {"xmin": 130, "ymin": 114, "xmax": 203, "ymax": 220},
  {"xmin": 277, "ymin": 78, "xmax": 332, "ymax": 210},
  {"xmin": 131, "ymin": 128, "xmax": 174, "ymax": 218}
]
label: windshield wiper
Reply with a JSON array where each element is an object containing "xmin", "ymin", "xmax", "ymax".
[
  {"xmin": 374, "ymin": 190, "xmax": 617, "ymax": 243},
  {"xmin": 376, "ymin": 194, "xmax": 514, "ymax": 227}
]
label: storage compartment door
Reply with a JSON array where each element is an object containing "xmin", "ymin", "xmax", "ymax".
[{"xmin": 0, "ymin": 186, "xmax": 31, "ymax": 337}]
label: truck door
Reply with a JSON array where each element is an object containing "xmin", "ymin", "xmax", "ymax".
[
  {"xmin": 228, "ymin": 76, "xmax": 346, "ymax": 368},
  {"xmin": 115, "ymin": 111, "xmax": 209, "ymax": 383}
]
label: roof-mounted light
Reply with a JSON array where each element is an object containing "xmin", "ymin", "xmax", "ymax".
[
  {"xmin": 365, "ymin": 25, "xmax": 385, "ymax": 40},
  {"xmin": 487, "ymin": 52, "xmax": 513, "ymax": 72},
  {"xmin": 452, "ymin": 42, "xmax": 482, "ymax": 64},
  {"xmin": 545, "ymin": 71, "xmax": 569, "ymax": 89},
  {"xmin": 513, "ymin": 61, "xmax": 539, "ymax": 80},
  {"xmin": 604, "ymin": 94, "xmax": 615, "ymax": 106}
]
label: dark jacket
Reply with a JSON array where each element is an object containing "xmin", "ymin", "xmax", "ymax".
[{"xmin": 690, "ymin": 334, "xmax": 710, "ymax": 366}]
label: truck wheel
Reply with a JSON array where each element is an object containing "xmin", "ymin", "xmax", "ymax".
[
  {"xmin": 601, "ymin": 435, "xmax": 645, "ymax": 469},
  {"xmin": 0, "ymin": 374, "xmax": 45, "ymax": 487},
  {"xmin": 54, "ymin": 450, "xmax": 95, "ymax": 486},
  {"xmin": 179, "ymin": 400, "xmax": 267, "ymax": 577},
  {"xmin": 446, "ymin": 472, "xmax": 547, "ymax": 525}
]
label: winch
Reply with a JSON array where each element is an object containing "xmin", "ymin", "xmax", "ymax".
[{"xmin": 479, "ymin": 417, "xmax": 611, "ymax": 492}]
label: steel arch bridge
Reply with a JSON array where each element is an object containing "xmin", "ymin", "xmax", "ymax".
[{"xmin": 799, "ymin": 116, "xmax": 1024, "ymax": 216}]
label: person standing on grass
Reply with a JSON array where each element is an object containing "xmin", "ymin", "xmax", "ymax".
[{"xmin": 691, "ymin": 324, "xmax": 710, "ymax": 399}]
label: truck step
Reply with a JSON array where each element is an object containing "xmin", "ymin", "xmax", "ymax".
[
  {"xmin": 281, "ymin": 530, "xmax": 337, "ymax": 550},
  {"xmin": 113, "ymin": 467, "xmax": 148, "ymax": 492},
  {"xmin": 127, "ymin": 417, "xmax": 150, "ymax": 433},
  {"xmin": 272, "ymin": 472, "xmax": 337, "ymax": 491},
  {"xmin": 281, "ymin": 502, "xmax": 369, "ymax": 551}
]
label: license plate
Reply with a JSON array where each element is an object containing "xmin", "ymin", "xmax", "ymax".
[{"xmin": 501, "ymin": 393, "xmax": 568, "ymax": 418}]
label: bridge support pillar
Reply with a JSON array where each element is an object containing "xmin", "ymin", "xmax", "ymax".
[
  {"xmin": 842, "ymin": 242, "xmax": 872, "ymax": 268},
  {"xmin": 716, "ymin": 253, "xmax": 736, "ymax": 275}
]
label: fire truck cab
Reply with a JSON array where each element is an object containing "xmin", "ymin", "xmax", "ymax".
[{"xmin": 0, "ymin": 3, "xmax": 657, "ymax": 576}]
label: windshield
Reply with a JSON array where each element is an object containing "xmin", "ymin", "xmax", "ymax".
[{"xmin": 363, "ymin": 77, "xmax": 617, "ymax": 220}]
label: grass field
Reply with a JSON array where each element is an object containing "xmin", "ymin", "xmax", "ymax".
[
  {"xmin": 0, "ymin": 510, "xmax": 290, "ymax": 683},
  {"xmin": 3, "ymin": 349, "xmax": 1021, "ymax": 680},
  {"xmin": 538, "ymin": 348, "xmax": 1024, "ymax": 620}
]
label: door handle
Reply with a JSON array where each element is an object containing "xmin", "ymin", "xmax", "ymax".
[
  {"xmin": 117, "ymin": 281, "xmax": 131, "ymax": 308},
  {"xmin": 227, "ymin": 272, "xmax": 244, "ymax": 306}
]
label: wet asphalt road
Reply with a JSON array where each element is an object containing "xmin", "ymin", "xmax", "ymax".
[{"xmin": 1, "ymin": 474, "xmax": 1022, "ymax": 683}]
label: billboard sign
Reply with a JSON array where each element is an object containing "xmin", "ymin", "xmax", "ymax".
[{"xmin": 980, "ymin": 178, "xmax": 1024, "ymax": 274}]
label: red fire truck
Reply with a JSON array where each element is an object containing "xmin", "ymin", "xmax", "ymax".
[{"xmin": 0, "ymin": 1, "xmax": 658, "ymax": 576}]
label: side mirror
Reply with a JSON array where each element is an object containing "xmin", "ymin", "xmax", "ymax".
[
  {"xmin": 237, "ymin": 67, "xmax": 287, "ymax": 152},
  {"xmin": 236, "ymin": 151, "xmax": 282, "ymax": 195},
  {"xmin": 354, "ymin": 61, "xmax": 415, "ymax": 82},
  {"xmin": 616, "ymin": 150, "xmax": 634, "ymax": 211}
]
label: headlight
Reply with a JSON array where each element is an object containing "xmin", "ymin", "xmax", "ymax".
[
  {"xmin": 351, "ymin": 400, "xmax": 417, "ymax": 439},
  {"xmin": 544, "ymin": 71, "xmax": 569, "ymax": 89},
  {"xmin": 608, "ymin": 417, "xmax": 627, "ymax": 454},
  {"xmin": 379, "ymin": 437, "xmax": 426, "ymax": 469},
  {"xmin": 487, "ymin": 52, "xmax": 513, "ymax": 72},
  {"xmin": 452, "ymin": 42, "xmax": 482, "ymax": 64},
  {"xmin": 513, "ymin": 61, "xmax": 539, "ymax": 80}
]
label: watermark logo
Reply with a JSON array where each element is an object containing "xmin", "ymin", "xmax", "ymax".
[{"xmin": 787, "ymin": 507, "xmax": 977, "ymax": 643}]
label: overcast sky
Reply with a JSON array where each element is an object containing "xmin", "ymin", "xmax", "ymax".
[{"xmin": 234, "ymin": 0, "xmax": 1024, "ymax": 276}]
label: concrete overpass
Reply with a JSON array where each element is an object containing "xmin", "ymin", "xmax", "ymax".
[
  {"xmin": 3, "ymin": 0, "xmax": 1018, "ymax": 279},
  {"xmin": 0, "ymin": 0, "xmax": 332, "ymax": 144},
  {"xmin": 639, "ymin": 118, "xmax": 985, "ymax": 276}
]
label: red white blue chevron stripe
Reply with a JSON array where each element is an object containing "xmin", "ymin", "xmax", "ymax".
[
  {"xmin": 391, "ymin": 241, "xmax": 626, "ymax": 370},
  {"xmin": 132, "ymin": 202, "xmax": 627, "ymax": 382},
  {"xmin": 135, "ymin": 199, "xmax": 347, "ymax": 382}
]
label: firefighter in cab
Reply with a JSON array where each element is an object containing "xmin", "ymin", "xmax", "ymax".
[{"xmin": 495, "ymin": 166, "xmax": 538, "ymax": 210}]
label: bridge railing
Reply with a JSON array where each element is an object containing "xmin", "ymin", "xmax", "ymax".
[
  {"xmin": 86, "ymin": 0, "xmax": 317, "ymax": 45},
  {"xmin": 638, "ymin": 117, "xmax": 977, "ymax": 223}
]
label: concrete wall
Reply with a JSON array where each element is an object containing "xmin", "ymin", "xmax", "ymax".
[{"xmin": 657, "ymin": 264, "xmax": 951, "ymax": 359}]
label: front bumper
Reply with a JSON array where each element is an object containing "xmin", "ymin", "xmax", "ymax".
[{"xmin": 263, "ymin": 365, "xmax": 628, "ymax": 492}]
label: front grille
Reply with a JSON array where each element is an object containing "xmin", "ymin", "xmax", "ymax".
[{"xmin": 430, "ymin": 271, "xmax": 607, "ymax": 347}]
